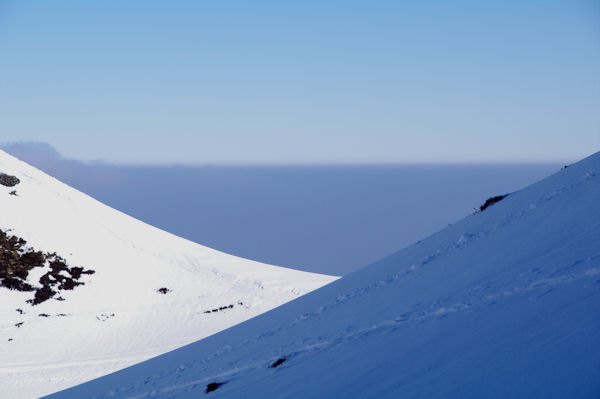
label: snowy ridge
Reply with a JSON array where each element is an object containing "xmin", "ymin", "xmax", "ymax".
[
  {"xmin": 0, "ymin": 150, "xmax": 337, "ymax": 398},
  {"xmin": 49, "ymin": 152, "xmax": 600, "ymax": 398}
]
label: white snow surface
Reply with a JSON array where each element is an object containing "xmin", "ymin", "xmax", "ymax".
[
  {"xmin": 48, "ymin": 152, "xmax": 600, "ymax": 399},
  {"xmin": 0, "ymin": 150, "xmax": 337, "ymax": 399}
]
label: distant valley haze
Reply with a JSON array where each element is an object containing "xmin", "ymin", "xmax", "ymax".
[{"xmin": 2, "ymin": 141, "xmax": 563, "ymax": 275}]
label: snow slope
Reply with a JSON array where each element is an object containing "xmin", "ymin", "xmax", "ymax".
[
  {"xmin": 0, "ymin": 149, "xmax": 337, "ymax": 399},
  {"xmin": 49, "ymin": 152, "xmax": 600, "ymax": 399}
]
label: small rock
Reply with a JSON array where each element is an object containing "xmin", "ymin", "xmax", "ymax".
[
  {"xmin": 206, "ymin": 382, "xmax": 225, "ymax": 393},
  {"xmin": 0, "ymin": 173, "xmax": 20, "ymax": 187},
  {"xmin": 270, "ymin": 357, "xmax": 287, "ymax": 368}
]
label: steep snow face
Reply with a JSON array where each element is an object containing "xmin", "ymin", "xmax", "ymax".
[
  {"xmin": 49, "ymin": 153, "xmax": 600, "ymax": 399},
  {"xmin": 0, "ymin": 150, "xmax": 337, "ymax": 399}
]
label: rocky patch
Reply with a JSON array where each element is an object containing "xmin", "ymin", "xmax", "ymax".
[
  {"xmin": 203, "ymin": 301, "xmax": 244, "ymax": 314},
  {"xmin": 479, "ymin": 194, "xmax": 509, "ymax": 212},
  {"xmin": 0, "ymin": 229, "xmax": 95, "ymax": 305},
  {"xmin": 269, "ymin": 357, "xmax": 287, "ymax": 368},
  {"xmin": 0, "ymin": 173, "xmax": 20, "ymax": 187},
  {"xmin": 204, "ymin": 304, "xmax": 234, "ymax": 314},
  {"xmin": 206, "ymin": 382, "xmax": 225, "ymax": 393}
]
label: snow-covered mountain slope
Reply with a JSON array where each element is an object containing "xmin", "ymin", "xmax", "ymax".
[
  {"xmin": 49, "ymin": 152, "xmax": 600, "ymax": 399},
  {"xmin": 0, "ymin": 149, "xmax": 337, "ymax": 399}
]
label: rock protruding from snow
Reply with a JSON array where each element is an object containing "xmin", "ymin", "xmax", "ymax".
[
  {"xmin": 0, "ymin": 173, "xmax": 20, "ymax": 187},
  {"xmin": 0, "ymin": 229, "xmax": 95, "ymax": 305}
]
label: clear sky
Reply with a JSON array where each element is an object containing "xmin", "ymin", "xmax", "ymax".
[{"xmin": 1, "ymin": 1, "xmax": 598, "ymax": 164}]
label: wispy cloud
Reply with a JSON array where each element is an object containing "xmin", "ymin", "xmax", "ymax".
[{"xmin": 1, "ymin": 141, "xmax": 128, "ymax": 191}]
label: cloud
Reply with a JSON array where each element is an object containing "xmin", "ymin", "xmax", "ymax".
[
  {"xmin": 0, "ymin": 141, "xmax": 126, "ymax": 188},
  {"xmin": 2, "ymin": 141, "xmax": 63, "ymax": 165}
]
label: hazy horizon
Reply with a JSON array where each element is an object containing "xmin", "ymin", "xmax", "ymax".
[
  {"xmin": 1, "ymin": 141, "xmax": 564, "ymax": 275},
  {"xmin": 0, "ymin": 141, "xmax": 581, "ymax": 167}
]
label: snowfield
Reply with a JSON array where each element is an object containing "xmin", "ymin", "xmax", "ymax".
[
  {"xmin": 0, "ymin": 149, "xmax": 337, "ymax": 399},
  {"xmin": 47, "ymin": 152, "xmax": 599, "ymax": 399}
]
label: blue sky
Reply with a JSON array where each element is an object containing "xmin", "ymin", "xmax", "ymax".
[{"xmin": 1, "ymin": 1, "xmax": 598, "ymax": 164}]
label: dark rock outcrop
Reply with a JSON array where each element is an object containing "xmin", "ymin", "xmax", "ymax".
[
  {"xmin": 203, "ymin": 303, "xmax": 235, "ymax": 314},
  {"xmin": 479, "ymin": 194, "xmax": 509, "ymax": 212},
  {"xmin": 0, "ymin": 174, "xmax": 20, "ymax": 187},
  {"xmin": 0, "ymin": 229, "xmax": 95, "ymax": 305},
  {"xmin": 270, "ymin": 357, "xmax": 287, "ymax": 368},
  {"xmin": 206, "ymin": 382, "xmax": 225, "ymax": 393}
]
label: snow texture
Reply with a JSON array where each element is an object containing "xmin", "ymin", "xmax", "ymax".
[
  {"xmin": 0, "ymin": 150, "xmax": 337, "ymax": 398},
  {"xmin": 48, "ymin": 152, "xmax": 600, "ymax": 399}
]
